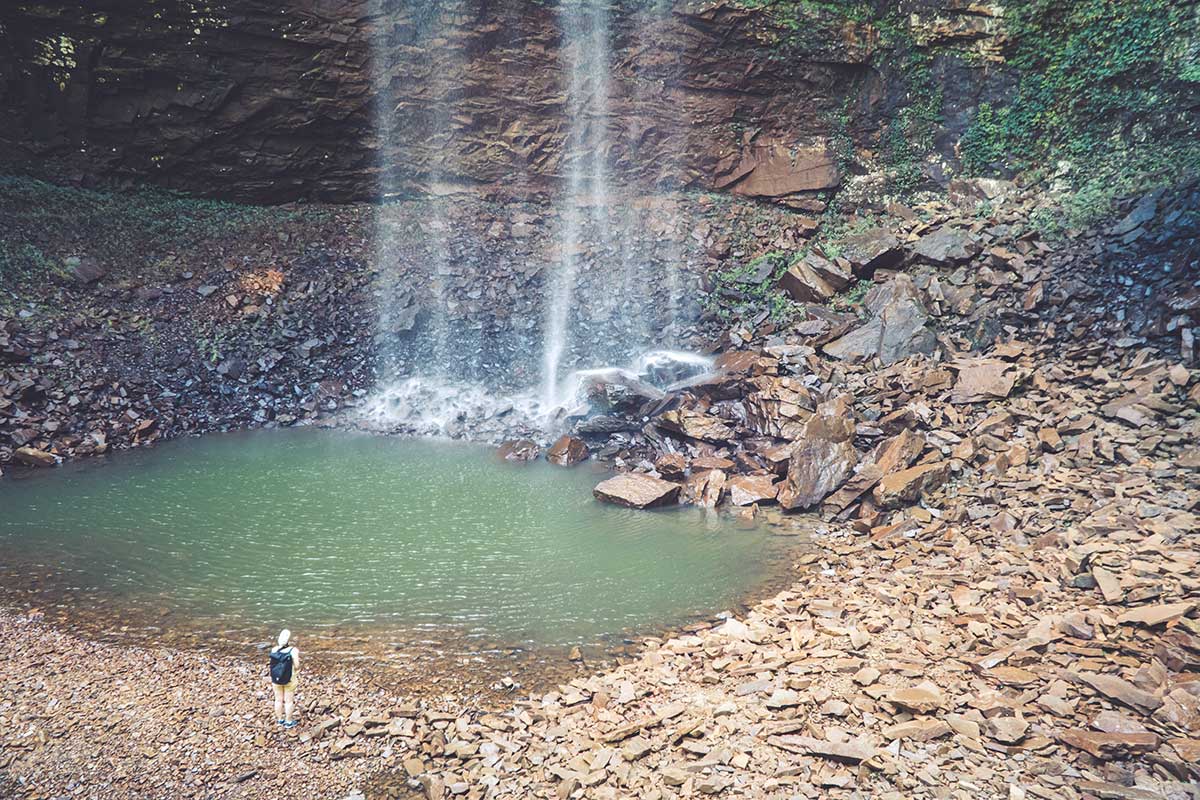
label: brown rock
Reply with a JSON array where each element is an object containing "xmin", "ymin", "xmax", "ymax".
[
  {"xmin": 692, "ymin": 455, "xmax": 736, "ymax": 473},
  {"xmin": 698, "ymin": 469, "xmax": 727, "ymax": 508},
  {"xmin": 1059, "ymin": 729, "xmax": 1159, "ymax": 759},
  {"xmin": 657, "ymin": 409, "xmax": 735, "ymax": 443},
  {"xmin": 823, "ymin": 275, "xmax": 934, "ymax": 365},
  {"xmin": 1155, "ymin": 688, "xmax": 1200, "ymax": 732},
  {"xmin": 886, "ymin": 683, "xmax": 946, "ymax": 713},
  {"xmin": 497, "ymin": 439, "xmax": 540, "ymax": 461},
  {"xmin": 778, "ymin": 254, "xmax": 849, "ymax": 303},
  {"xmin": 546, "ymin": 435, "xmax": 588, "ymax": 467},
  {"xmin": 949, "ymin": 359, "xmax": 1016, "ymax": 403},
  {"xmin": 768, "ymin": 735, "xmax": 875, "ymax": 763},
  {"xmin": 838, "ymin": 228, "xmax": 903, "ymax": 276},
  {"xmin": 654, "ymin": 453, "xmax": 687, "ymax": 481},
  {"xmin": 872, "ymin": 461, "xmax": 950, "ymax": 509},
  {"xmin": 14, "ymin": 447, "xmax": 57, "ymax": 468},
  {"xmin": 727, "ymin": 474, "xmax": 778, "ymax": 506},
  {"xmin": 911, "ymin": 225, "xmax": 980, "ymax": 265},
  {"xmin": 1117, "ymin": 602, "xmax": 1194, "ymax": 627},
  {"xmin": 989, "ymin": 716, "xmax": 1029, "ymax": 744},
  {"xmin": 1077, "ymin": 672, "xmax": 1163, "ymax": 715},
  {"xmin": 593, "ymin": 473, "xmax": 682, "ymax": 509},
  {"xmin": 717, "ymin": 143, "xmax": 840, "ymax": 198},
  {"xmin": 883, "ymin": 718, "xmax": 951, "ymax": 742},
  {"xmin": 777, "ymin": 400, "xmax": 858, "ymax": 510},
  {"xmin": 1169, "ymin": 737, "xmax": 1200, "ymax": 763}
]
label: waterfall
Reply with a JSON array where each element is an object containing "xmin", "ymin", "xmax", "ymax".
[
  {"xmin": 540, "ymin": 0, "xmax": 617, "ymax": 409},
  {"xmin": 372, "ymin": 0, "xmax": 470, "ymax": 381},
  {"xmin": 364, "ymin": 0, "xmax": 713, "ymax": 440}
]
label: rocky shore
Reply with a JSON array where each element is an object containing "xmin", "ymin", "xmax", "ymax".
[{"xmin": 3, "ymin": 176, "xmax": 1198, "ymax": 799}]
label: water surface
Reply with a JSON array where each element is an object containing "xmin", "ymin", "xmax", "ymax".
[{"xmin": 0, "ymin": 430, "xmax": 787, "ymax": 665}]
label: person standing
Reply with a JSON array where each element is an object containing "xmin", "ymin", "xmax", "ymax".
[{"xmin": 269, "ymin": 629, "xmax": 300, "ymax": 727}]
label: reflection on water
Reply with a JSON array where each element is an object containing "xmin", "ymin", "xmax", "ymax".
[{"xmin": 0, "ymin": 429, "xmax": 795, "ymax": 672}]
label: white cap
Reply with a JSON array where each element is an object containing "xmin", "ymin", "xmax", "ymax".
[{"xmin": 277, "ymin": 629, "xmax": 291, "ymax": 648}]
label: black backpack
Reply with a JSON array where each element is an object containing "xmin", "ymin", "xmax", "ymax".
[{"xmin": 269, "ymin": 647, "xmax": 294, "ymax": 685}]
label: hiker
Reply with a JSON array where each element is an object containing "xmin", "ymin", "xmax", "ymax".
[{"xmin": 269, "ymin": 629, "xmax": 300, "ymax": 728}]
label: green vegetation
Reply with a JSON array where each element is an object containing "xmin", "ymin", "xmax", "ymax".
[
  {"xmin": 959, "ymin": 0, "xmax": 1199, "ymax": 229},
  {"xmin": 1027, "ymin": 142, "xmax": 1200, "ymax": 237},
  {"xmin": 702, "ymin": 251, "xmax": 802, "ymax": 325},
  {"xmin": 828, "ymin": 279, "xmax": 872, "ymax": 311},
  {"xmin": 0, "ymin": 175, "xmax": 289, "ymax": 282},
  {"xmin": 877, "ymin": 28, "xmax": 944, "ymax": 194},
  {"xmin": 962, "ymin": 0, "xmax": 1197, "ymax": 171}
]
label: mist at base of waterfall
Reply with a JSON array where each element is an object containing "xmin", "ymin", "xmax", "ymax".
[{"xmin": 360, "ymin": 350, "xmax": 714, "ymax": 442}]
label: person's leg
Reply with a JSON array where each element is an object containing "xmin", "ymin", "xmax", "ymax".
[
  {"xmin": 283, "ymin": 686, "xmax": 295, "ymax": 724},
  {"xmin": 273, "ymin": 684, "xmax": 285, "ymax": 722}
]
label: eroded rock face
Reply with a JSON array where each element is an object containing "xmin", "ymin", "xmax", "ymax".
[{"xmin": 0, "ymin": 1, "xmax": 880, "ymax": 202}]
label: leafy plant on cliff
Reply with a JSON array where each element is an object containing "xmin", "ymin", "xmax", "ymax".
[
  {"xmin": 960, "ymin": 0, "xmax": 1198, "ymax": 173},
  {"xmin": 702, "ymin": 251, "xmax": 801, "ymax": 325}
]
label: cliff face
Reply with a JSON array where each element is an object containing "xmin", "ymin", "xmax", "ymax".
[{"xmin": 1, "ymin": 1, "xmax": 1001, "ymax": 203}]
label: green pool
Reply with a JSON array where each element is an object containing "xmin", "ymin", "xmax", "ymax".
[{"xmin": 0, "ymin": 429, "xmax": 785, "ymax": 657}]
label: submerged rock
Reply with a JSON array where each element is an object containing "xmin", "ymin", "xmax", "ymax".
[
  {"xmin": 593, "ymin": 473, "xmax": 681, "ymax": 509},
  {"xmin": 496, "ymin": 439, "xmax": 540, "ymax": 462},
  {"xmin": 14, "ymin": 447, "xmax": 57, "ymax": 468}
]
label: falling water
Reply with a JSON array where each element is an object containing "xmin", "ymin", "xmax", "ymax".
[
  {"xmin": 540, "ymin": 0, "xmax": 617, "ymax": 409},
  {"xmin": 373, "ymin": 2, "xmax": 470, "ymax": 383},
  {"xmin": 366, "ymin": 1, "xmax": 714, "ymax": 439}
]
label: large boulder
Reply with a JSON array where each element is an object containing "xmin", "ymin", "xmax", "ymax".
[
  {"xmin": 777, "ymin": 398, "xmax": 858, "ymax": 510},
  {"xmin": 582, "ymin": 371, "xmax": 666, "ymax": 415},
  {"xmin": 14, "ymin": 447, "xmax": 57, "ymax": 467},
  {"xmin": 823, "ymin": 275, "xmax": 935, "ymax": 365},
  {"xmin": 778, "ymin": 253, "xmax": 851, "ymax": 303},
  {"xmin": 546, "ymin": 435, "xmax": 589, "ymax": 466},
  {"xmin": 838, "ymin": 228, "xmax": 903, "ymax": 277},
  {"xmin": 594, "ymin": 473, "xmax": 682, "ymax": 509},
  {"xmin": 872, "ymin": 461, "xmax": 951, "ymax": 509},
  {"xmin": 728, "ymin": 474, "xmax": 779, "ymax": 506},
  {"xmin": 742, "ymin": 376, "xmax": 814, "ymax": 440},
  {"xmin": 912, "ymin": 226, "xmax": 980, "ymax": 266},
  {"xmin": 656, "ymin": 408, "xmax": 735, "ymax": 443},
  {"xmin": 823, "ymin": 429, "xmax": 926, "ymax": 514}
]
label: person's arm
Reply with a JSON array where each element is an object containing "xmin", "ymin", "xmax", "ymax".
[{"xmin": 292, "ymin": 647, "xmax": 300, "ymax": 674}]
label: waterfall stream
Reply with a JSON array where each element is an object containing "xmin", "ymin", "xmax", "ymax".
[
  {"xmin": 541, "ymin": 0, "xmax": 618, "ymax": 409},
  {"xmin": 367, "ymin": 0, "xmax": 709, "ymax": 440}
]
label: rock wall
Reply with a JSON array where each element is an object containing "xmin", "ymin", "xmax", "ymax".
[{"xmin": 0, "ymin": 0, "xmax": 996, "ymax": 203}]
